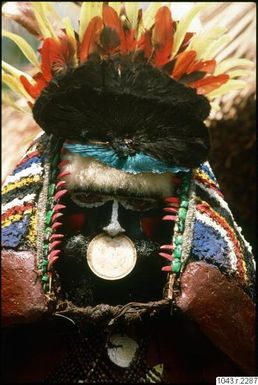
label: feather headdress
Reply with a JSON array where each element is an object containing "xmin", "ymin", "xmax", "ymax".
[{"xmin": 2, "ymin": 2, "xmax": 253, "ymax": 171}]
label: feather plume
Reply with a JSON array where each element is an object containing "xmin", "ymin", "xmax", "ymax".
[
  {"xmin": 2, "ymin": 73, "xmax": 34, "ymax": 101},
  {"xmin": 201, "ymin": 34, "xmax": 231, "ymax": 61},
  {"xmin": 125, "ymin": 2, "xmax": 139, "ymax": 30},
  {"xmin": 2, "ymin": 2, "xmax": 41, "ymax": 37},
  {"xmin": 79, "ymin": 2, "xmax": 102, "ymax": 42},
  {"xmin": 153, "ymin": 6, "xmax": 173, "ymax": 67},
  {"xmin": 2, "ymin": 30, "xmax": 40, "ymax": 68},
  {"xmin": 189, "ymin": 74, "xmax": 229, "ymax": 95},
  {"xmin": 63, "ymin": 17, "xmax": 78, "ymax": 66},
  {"xmin": 20, "ymin": 73, "xmax": 47, "ymax": 99},
  {"xmin": 207, "ymin": 80, "xmax": 246, "ymax": 98},
  {"xmin": 2, "ymin": 61, "xmax": 34, "ymax": 82},
  {"xmin": 142, "ymin": 2, "xmax": 161, "ymax": 30},
  {"xmin": 172, "ymin": 2, "xmax": 210, "ymax": 57},
  {"xmin": 108, "ymin": 2, "xmax": 122, "ymax": 16},
  {"xmin": 102, "ymin": 4, "xmax": 126, "ymax": 54},
  {"xmin": 30, "ymin": 2, "xmax": 58, "ymax": 41},
  {"xmin": 172, "ymin": 50, "xmax": 196, "ymax": 80},
  {"xmin": 214, "ymin": 58, "xmax": 254, "ymax": 75},
  {"xmin": 79, "ymin": 17, "xmax": 103, "ymax": 62},
  {"xmin": 187, "ymin": 26, "xmax": 227, "ymax": 60}
]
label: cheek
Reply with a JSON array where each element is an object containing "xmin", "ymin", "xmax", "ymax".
[
  {"xmin": 63, "ymin": 212, "xmax": 86, "ymax": 233},
  {"xmin": 140, "ymin": 216, "xmax": 161, "ymax": 240}
]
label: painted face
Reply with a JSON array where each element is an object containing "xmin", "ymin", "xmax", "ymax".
[{"xmin": 54, "ymin": 152, "xmax": 176, "ymax": 307}]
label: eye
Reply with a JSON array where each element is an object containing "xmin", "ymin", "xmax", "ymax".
[
  {"xmin": 120, "ymin": 198, "xmax": 158, "ymax": 212},
  {"xmin": 71, "ymin": 192, "xmax": 108, "ymax": 208}
]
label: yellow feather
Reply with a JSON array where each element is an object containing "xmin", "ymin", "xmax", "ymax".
[
  {"xmin": 142, "ymin": 2, "xmax": 161, "ymax": 30},
  {"xmin": 214, "ymin": 58, "xmax": 254, "ymax": 75},
  {"xmin": 125, "ymin": 2, "xmax": 139, "ymax": 29},
  {"xmin": 2, "ymin": 30, "xmax": 40, "ymax": 68},
  {"xmin": 209, "ymin": 100, "xmax": 220, "ymax": 112},
  {"xmin": 201, "ymin": 34, "xmax": 231, "ymax": 61},
  {"xmin": 31, "ymin": 2, "xmax": 58, "ymax": 41},
  {"xmin": 227, "ymin": 69, "xmax": 254, "ymax": 79},
  {"xmin": 109, "ymin": 2, "xmax": 122, "ymax": 15},
  {"xmin": 172, "ymin": 2, "xmax": 211, "ymax": 58},
  {"xmin": 2, "ymin": 61, "xmax": 35, "ymax": 82},
  {"xmin": 79, "ymin": 2, "xmax": 103, "ymax": 43},
  {"xmin": 2, "ymin": 73, "xmax": 34, "ymax": 102},
  {"xmin": 207, "ymin": 80, "xmax": 246, "ymax": 98},
  {"xmin": 187, "ymin": 26, "xmax": 227, "ymax": 60}
]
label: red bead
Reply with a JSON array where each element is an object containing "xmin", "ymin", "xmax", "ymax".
[
  {"xmin": 48, "ymin": 256, "xmax": 59, "ymax": 270},
  {"xmin": 162, "ymin": 215, "xmax": 177, "ymax": 221},
  {"xmin": 57, "ymin": 170, "xmax": 70, "ymax": 179},
  {"xmin": 52, "ymin": 212, "xmax": 63, "ymax": 223},
  {"xmin": 48, "ymin": 249, "xmax": 61, "ymax": 260},
  {"xmin": 52, "ymin": 222, "xmax": 63, "ymax": 230},
  {"xmin": 54, "ymin": 189, "xmax": 68, "ymax": 201},
  {"xmin": 53, "ymin": 204, "xmax": 66, "ymax": 211},
  {"xmin": 161, "ymin": 266, "xmax": 171, "ymax": 272},
  {"xmin": 49, "ymin": 240, "xmax": 62, "ymax": 250},
  {"xmin": 164, "ymin": 197, "xmax": 179, "ymax": 203},
  {"xmin": 159, "ymin": 252, "xmax": 173, "ymax": 261},
  {"xmin": 160, "ymin": 244, "xmax": 174, "ymax": 250},
  {"xmin": 163, "ymin": 207, "xmax": 178, "ymax": 213},
  {"xmin": 50, "ymin": 233, "xmax": 64, "ymax": 240},
  {"xmin": 56, "ymin": 180, "xmax": 66, "ymax": 189}
]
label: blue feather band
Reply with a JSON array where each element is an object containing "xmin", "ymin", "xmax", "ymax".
[{"xmin": 64, "ymin": 143, "xmax": 189, "ymax": 174}]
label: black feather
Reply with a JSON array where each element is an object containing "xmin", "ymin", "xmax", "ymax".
[{"xmin": 33, "ymin": 59, "xmax": 211, "ymax": 168}]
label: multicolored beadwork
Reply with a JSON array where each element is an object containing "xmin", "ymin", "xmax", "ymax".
[
  {"xmin": 159, "ymin": 162, "xmax": 255, "ymax": 301},
  {"xmin": 1, "ymin": 135, "xmax": 46, "ymax": 249}
]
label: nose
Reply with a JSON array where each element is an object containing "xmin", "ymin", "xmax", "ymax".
[{"xmin": 103, "ymin": 200, "xmax": 125, "ymax": 237}]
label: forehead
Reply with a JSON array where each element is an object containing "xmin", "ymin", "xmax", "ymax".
[{"xmin": 61, "ymin": 151, "xmax": 175, "ymax": 199}]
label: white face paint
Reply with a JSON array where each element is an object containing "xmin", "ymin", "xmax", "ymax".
[{"xmin": 103, "ymin": 199, "xmax": 125, "ymax": 237}]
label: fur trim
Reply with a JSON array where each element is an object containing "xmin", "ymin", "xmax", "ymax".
[
  {"xmin": 62, "ymin": 152, "xmax": 175, "ymax": 197},
  {"xmin": 33, "ymin": 59, "xmax": 211, "ymax": 168}
]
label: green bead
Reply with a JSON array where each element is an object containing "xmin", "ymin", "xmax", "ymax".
[
  {"xmin": 52, "ymin": 152, "xmax": 60, "ymax": 166},
  {"xmin": 173, "ymin": 245, "xmax": 182, "ymax": 259},
  {"xmin": 179, "ymin": 207, "xmax": 187, "ymax": 220},
  {"xmin": 46, "ymin": 210, "xmax": 53, "ymax": 225},
  {"xmin": 175, "ymin": 235, "xmax": 183, "ymax": 245},
  {"xmin": 48, "ymin": 183, "xmax": 55, "ymax": 196},
  {"xmin": 44, "ymin": 227, "xmax": 51, "ymax": 240},
  {"xmin": 172, "ymin": 260, "xmax": 181, "ymax": 273},
  {"xmin": 180, "ymin": 200, "xmax": 189, "ymax": 209},
  {"xmin": 41, "ymin": 275, "xmax": 49, "ymax": 283},
  {"xmin": 180, "ymin": 194, "xmax": 188, "ymax": 201},
  {"xmin": 51, "ymin": 168, "xmax": 58, "ymax": 181},
  {"xmin": 179, "ymin": 184, "xmax": 189, "ymax": 195},
  {"xmin": 177, "ymin": 220, "xmax": 185, "ymax": 233}
]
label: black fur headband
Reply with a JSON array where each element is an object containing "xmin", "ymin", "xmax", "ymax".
[{"xmin": 33, "ymin": 58, "xmax": 211, "ymax": 168}]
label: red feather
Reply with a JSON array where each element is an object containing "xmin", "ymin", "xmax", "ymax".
[
  {"xmin": 189, "ymin": 74, "xmax": 230, "ymax": 94},
  {"xmin": 177, "ymin": 32, "xmax": 194, "ymax": 54},
  {"xmin": 187, "ymin": 59, "xmax": 216, "ymax": 75},
  {"xmin": 20, "ymin": 73, "xmax": 47, "ymax": 99},
  {"xmin": 153, "ymin": 6, "xmax": 173, "ymax": 67},
  {"xmin": 79, "ymin": 16, "xmax": 103, "ymax": 63},
  {"xmin": 102, "ymin": 4, "xmax": 126, "ymax": 53},
  {"xmin": 172, "ymin": 50, "xmax": 196, "ymax": 80},
  {"xmin": 124, "ymin": 28, "xmax": 137, "ymax": 52},
  {"xmin": 137, "ymin": 30, "xmax": 153, "ymax": 60},
  {"xmin": 40, "ymin": 36, "xmax": 75, "ymax": 82}
]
